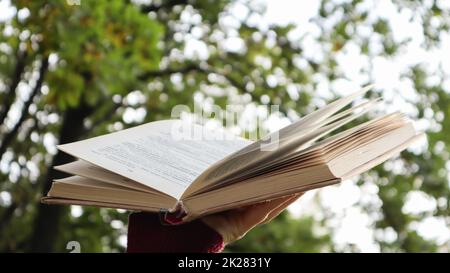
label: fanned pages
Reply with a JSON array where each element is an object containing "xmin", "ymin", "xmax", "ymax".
[{"xmin": 42, "ymin": 85, "xmax": 425, "ymax": 221}]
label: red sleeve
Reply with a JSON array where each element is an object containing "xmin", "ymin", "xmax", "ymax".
[{"xmin": 126, "ymin": 212, "xmax": 225, "ymax": 253}]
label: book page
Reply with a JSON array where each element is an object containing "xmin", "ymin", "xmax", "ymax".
[
  {"xmin": 219, "ymin": 85, "xmax": 375, "ymax": 160},
  {"xmin": 234, "ymin": 111, "xmax": 404, "ymax": 180},
  {"xmin": 183, "ymin": 87, "xmax": 375, "ymax": 197},
  {"xmin": 55, "ymin": 160, "xmax": 160, "ymax": 193},
  {"xmin": 57, "ymin": 120, "xmax": 251, "ymax": 199},
  {"xmin": 340, "ymin": 133, "xmax": 425, "ymax": 179}
]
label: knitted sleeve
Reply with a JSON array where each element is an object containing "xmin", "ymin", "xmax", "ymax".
[{"xmin": 126, "ymin": 212, "xmax": 225, "ymax": 253}]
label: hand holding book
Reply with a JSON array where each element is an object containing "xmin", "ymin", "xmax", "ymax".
[{"xmin": 202, "ymin": 193, "xmax": 303, "ymax": 243}]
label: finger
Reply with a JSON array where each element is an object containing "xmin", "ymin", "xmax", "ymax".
[
  {"xmin": 204, "ymin": 195, "xmax": 293, "ymax": 231},
  {"xmin": 237, "ymin": 195, "xmax": 295, "ymax": 229},
  {"xmin": 266, "ymin": 193, "xmax": 303, "ymax": 220},
  {"xmin": 260, "ymin": 192, "xmax": 303, "ymax": 216},
  {"xmin": 203, "ymin": 193, "xmax": 303, "ymax": 243},
  {"xmin": 202, "ymin": 199, "xmax": 289, "ymax": 244},
  {"xmin": 261, "ymin": 193, "xmax": 303, "ymax": 224}
]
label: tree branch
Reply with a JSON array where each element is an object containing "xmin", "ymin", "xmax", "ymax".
[
  {"xmin": 83, "ymin": 102, "xmax": 122, "ymax": 136},
  {"xmin": 138, "ymin": 63, "xmax": 201, "ymax": 80},
  {"xmin": 0, "ymin": 57, "xmax": 49, "ymax": 159},
  {"xmin": 140, "ymin": 63, "xmax": 255, "ymax": 99},
  {"xmin": 0, "ymin": 50, "xmax": 28, "ymax": 126},
  {"xmin": 30, "ymin": 101, "xmax": 95, "ymax": 252},
  {"xmin": 139, "ymin": 62, "xmax": 267, "ymax": 111},
  {"xmin": 140, "ymin": 0, "xmax": 188, "ymax": 13},
  {"xmin": 0, "ymin": 202, "xmax": 18, "ymax": 236}
]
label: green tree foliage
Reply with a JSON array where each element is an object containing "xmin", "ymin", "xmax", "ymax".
[
  {"xmin": 227, "ymin": 212, "xmax": 333, "ymax": 253},
  {"xmin": 0, "ymin": 0, "xmax": 448, "ymax": 252}
]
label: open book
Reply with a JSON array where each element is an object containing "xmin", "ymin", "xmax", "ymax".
[{"xmin": 42, "ymin": 86, "xmax": 425, "ymax": 221}]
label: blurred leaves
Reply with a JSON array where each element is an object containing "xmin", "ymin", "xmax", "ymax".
[{"xmin": 0, "ymin": 0, "xmax": 449, "ymax": 252}]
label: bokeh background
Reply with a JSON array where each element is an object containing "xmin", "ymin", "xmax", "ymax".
[{"xmin": 0, "ymin": 0, "xmax": 449, "ymax": 252}]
